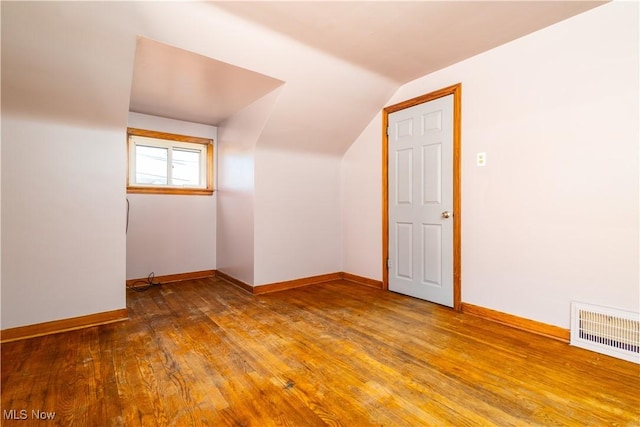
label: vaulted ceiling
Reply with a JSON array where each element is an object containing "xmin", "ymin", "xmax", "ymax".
[
  {"xmin": 2, "ymin": 1, "xmax": 606, "ymax": 154},
  {"xmin": 214, "ymin": 1, "xmax": 604, "ymax": 83},
  {"xmin": 129, "ymin": 37, "xmax": 284, "ymax": 126},
  {"xmin": 128, "ymin": 1, "xmax": 604, "ymax": 130}
]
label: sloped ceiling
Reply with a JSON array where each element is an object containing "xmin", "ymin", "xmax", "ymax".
[
  {"xmin": 129, "ymin": 37, "xmax": 284, "ymax": 126},
  {"xmin": 128, "ymin": 1, "xmax": 604, "ymax": 136},
  {"xmin": 2, "ymin": 1, "xmax": 606, "ymax": 154},
  {"xmin": 214, "ymin": 1, "xmax": 605, "ymax": 83}
]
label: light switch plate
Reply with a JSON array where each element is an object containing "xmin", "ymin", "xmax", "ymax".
[{"xmin": 477, "ymin": 152, "xmax": 487, "ymax": 167}]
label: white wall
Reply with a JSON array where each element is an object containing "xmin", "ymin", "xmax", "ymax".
[
  {"xmin": 342, "ymin": 1, "xmax": 640, "ymax": 328},
  {"xmin": 217, "ymin": 89, "xmax": 345, "ymax": 287},
  {"xmin": 0, "ymin": 111, "xmax": 2, "ymax": 324},
  {"xmin": 217, "ymin": 90, "xmax": 283, "ymax": 285},
  {"xmin": 126, "ymin": 113, "xmax": 217, "ymax": 279},
  {"xmin": 0, "ymin": 2, "xmax": 137, "ymax": 329},
  {"xmin": 342, "ymin": 116, "xmax": 383, "ymax": 281},
  {"xmin": 2, "ymin": 1, "xmax": 398, "ymax": 308},
  {"xmin": 254, "ymin": 148, "xmax": 343, "ymax": 285},
  {"xmin": 1, "ymin": 116, "xmax": 127, "ymax": 329}
]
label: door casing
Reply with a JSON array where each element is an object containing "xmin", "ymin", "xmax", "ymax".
[{"xmin": 382, "ymin": 83, "xmax": 462, "ymax": 311}]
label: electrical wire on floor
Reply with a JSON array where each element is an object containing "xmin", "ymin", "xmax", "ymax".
[{"xmin": 127, "ymin": 272, "xmax": 161, "ymax": 292}]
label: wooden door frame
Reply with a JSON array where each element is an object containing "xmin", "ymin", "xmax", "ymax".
[{"xmin": 382, "ymin": 83, "xmax": 462, "ymax": 311}]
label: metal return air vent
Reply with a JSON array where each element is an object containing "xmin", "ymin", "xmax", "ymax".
[{"xmin": 570, "ymin": 302, "xmax": 640, "ymax": 364}]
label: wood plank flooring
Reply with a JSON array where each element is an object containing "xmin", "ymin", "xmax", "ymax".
[{"xmin": 2, "ymin": 278, "xmax": 639, "ymax": 426}]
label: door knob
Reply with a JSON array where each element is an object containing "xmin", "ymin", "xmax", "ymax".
[{"xmin": 441, "ymin": 211, "xmax": 452, "ymax": 219}]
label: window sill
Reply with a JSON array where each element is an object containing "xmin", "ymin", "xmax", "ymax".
[{"xmin": 127, "ymin": 186, "xmax": 214, "ymax": 196}]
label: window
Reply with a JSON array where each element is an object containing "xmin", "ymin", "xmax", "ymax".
[{"xmin": 127, "ymin": 128, "xmax": 214, "ymax": 195}]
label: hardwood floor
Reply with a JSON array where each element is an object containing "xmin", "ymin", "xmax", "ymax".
[{"xmin": 2, "ymin": 278, "xmax": 639, "ymax": 426}]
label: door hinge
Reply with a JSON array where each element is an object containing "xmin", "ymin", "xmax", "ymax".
[{"xmin": 386, "ymin": 258, "xmax": 392, "ymax": 269}]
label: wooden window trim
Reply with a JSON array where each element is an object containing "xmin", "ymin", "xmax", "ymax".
[{"xmin": 127, "ymin": 127, "xmax": 214, "ymax": 195}]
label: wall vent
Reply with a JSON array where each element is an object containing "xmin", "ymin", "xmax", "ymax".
[{"xmin": 570, "ymin": 302, "xmax": 640, "ymax": 364}]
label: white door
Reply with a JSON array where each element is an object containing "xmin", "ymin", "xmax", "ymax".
[{"xmin": 388, "ymin": 94, "xmax": 454, "ymax": 307}]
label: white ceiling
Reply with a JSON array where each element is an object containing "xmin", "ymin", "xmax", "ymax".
[
  {"xmin": 2, "ymin": 1, "xmax": 607, "ymax": 153},
  {"xmin": 214, "ymin": 1, "xmax": 605, "ymax": 83},
  {"xmin": 129, "ymin": 37, "xmax": 284, "ymax": 125},
  {"xmin": 129, "ymin": 1, "xmax": 605, "ymax": 126}
]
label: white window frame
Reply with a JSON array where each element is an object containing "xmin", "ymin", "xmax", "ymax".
[{"xmin": 127, "ymin": 128, "xmax": 214, "ymax": 195}]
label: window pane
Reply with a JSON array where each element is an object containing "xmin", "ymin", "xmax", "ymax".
[
  {"xmin": 136, "ymin": 145, "xmax": 167, "ymax": 185},
  {"xmin": 172, "ymin": 148, "xmax": 201, "ymax": 186}
]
